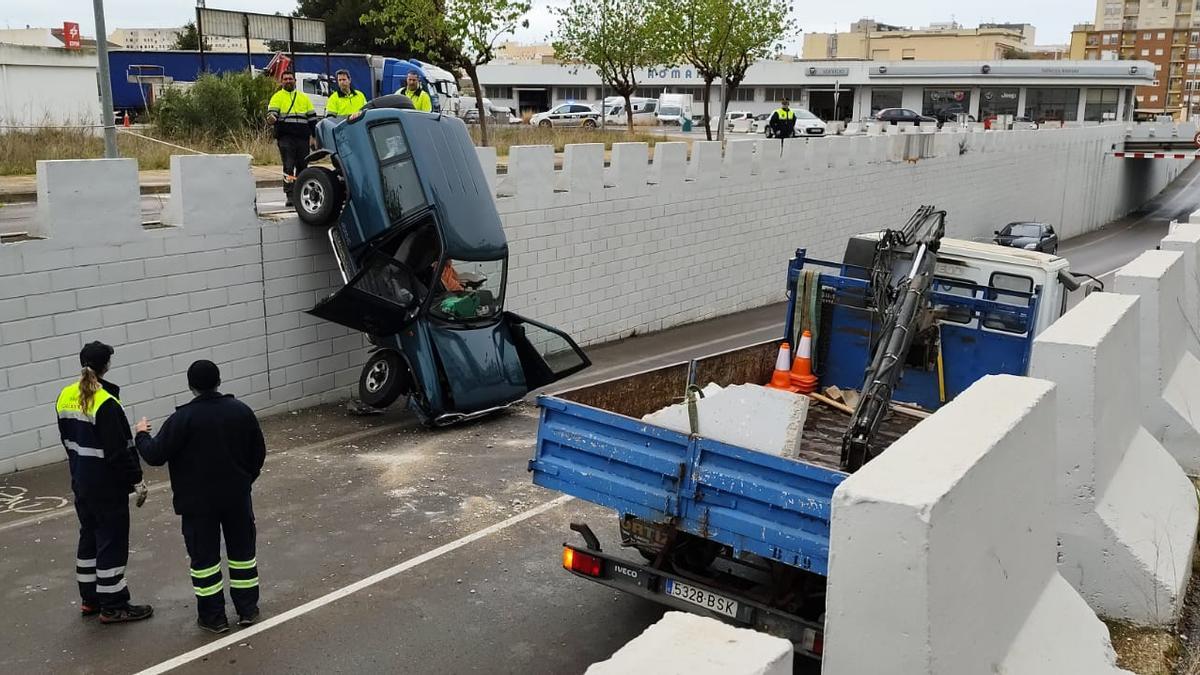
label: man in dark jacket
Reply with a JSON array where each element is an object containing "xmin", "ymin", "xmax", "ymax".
[
  {"xmin": 56, "ymin": 341, "xmax": 153, "ymax": 623},
  {"xmin": 134, "ymin": 360, "xmax": 266, "ymax": 634},
  {"xmin": 767, "ymin": 98, "xmax": 797, "ymax": 139}
]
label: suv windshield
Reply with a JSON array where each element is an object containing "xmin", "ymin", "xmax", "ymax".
[
  {"xmin": 430, "ymin": 258, "xmax": 506, "ymax": 322},
  {"xmin": 1006, "ymin": 223, "xmax": 1043, "ymax": 238}
]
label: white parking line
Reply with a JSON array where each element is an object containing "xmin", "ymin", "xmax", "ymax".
[{"xmin": 134, "ymin": 494, "xmax": 574, "ymax": 675}]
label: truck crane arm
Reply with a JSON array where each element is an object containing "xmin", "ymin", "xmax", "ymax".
[{"xmin": 840, "ymin": 206, "xmax": 947, "ymax": 472}]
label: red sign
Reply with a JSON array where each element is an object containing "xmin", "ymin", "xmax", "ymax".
[{"xmin": 62, "ymin": 22, "xmax": 82, "ymax": 50}]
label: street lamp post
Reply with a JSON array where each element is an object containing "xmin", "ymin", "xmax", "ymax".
[{"xmin": 92, "ymin": 0, "xmax": 119, "ymax": 158}]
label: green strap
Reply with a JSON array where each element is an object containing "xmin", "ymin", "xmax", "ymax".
[
  {"xmin": 190, "ymin": 563, "xmax": 221, "ymax": 578},
  {"xmin": 193, "ymin": 581, "xmax": 224, "ymax": 597},
  {"xmin": 229, "ymin": 577, "xmax": 259, "ymax": 589}
]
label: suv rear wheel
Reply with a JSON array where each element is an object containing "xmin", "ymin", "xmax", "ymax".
[
  {"xmin": 359, "ymin": 350, "xmax": 410, "ymax": 408},
  {"xmin": 295, "ymin": 166, "xmax": 344, "ymax": 227}
]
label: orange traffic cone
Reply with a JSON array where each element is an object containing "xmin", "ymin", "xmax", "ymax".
[
  {"xmin": 123, "ymin": 112, "xmax": 131, "ymax": 128},
  {"xmin": 767, "ymin": 342, "xmax": 799, "ymax": 391},
  {"xmin": 790, "ymin": 330, "xmax": 818, "ymax": 394}
]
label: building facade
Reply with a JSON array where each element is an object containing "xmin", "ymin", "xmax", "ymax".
[
  {"xmin": 803, "ymin": 20, "xmax": 1033, "ymax": 61},
  {"xmin": 477, "ymin": 60, "xmax": 1152, "ymax": 124},
  {"xmin": 107, "ymin": 28, "xmax": 269, "ymax": 53},
  {"xmin": 1073, "ymin": 1, "xmax": 1200, "ymax": 118}
]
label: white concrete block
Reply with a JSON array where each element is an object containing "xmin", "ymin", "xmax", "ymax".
[
  {"xmin": 162, "ymin": 154, "xmax": 257, "ymax": 232},
  {"xmin": 1115, "ymin": 250, "xmax": 1200, "ymax": 474},
  {"xmin": 586, "ymin": 612, "xmax": 791, "ymax": 675},
  {"xmin": 824, "ymin": 375, "xmax": 1127, "ymax": 675},
  {"xmin": 608, "ymin": 142, "xmax": 649, "ymax": 196},
  {"xmin": 689, "ymin": 141, "xmax": 722, "ymax": 187},
  {"xmin": 498, "ymin": 145, "xmax": 553, "ymax": 204},
  {"xmin": 650, "ymin": 142, "xmax": 687, "ymax": 186},
  {"xmin": 474, "ymin": 146, "xmax": 497, "ymax": 195},
  {"xmin": 1029, "ymin": 292, "xmax": 1197, "ymax": 624},
  {"xmin": 558, "ymin": 143, "xmax": 604, "ymax": 195},
  {"xmin": 642, "ymin": 384, "xmax": 808, "ymax": 460},
  {"xmin": 1159, "ymin": 223, "xmax": 1200, "ymax": 357},
  {"xmin": 34, "ymin": 159, "xmax": 143, "ymax": 245},
  {"xmin": 722, "ymin": 139, "xmax": 755, "ymax": 182}
]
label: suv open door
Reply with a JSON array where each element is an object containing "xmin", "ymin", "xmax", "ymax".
[{"xmin": 308, "ymin": 250, "xmax": 423, "ymax": 336}]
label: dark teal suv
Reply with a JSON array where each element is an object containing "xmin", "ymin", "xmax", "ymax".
[{"xmin": 293, "ymin": 96, "xmax": 590, "ymax": 425}]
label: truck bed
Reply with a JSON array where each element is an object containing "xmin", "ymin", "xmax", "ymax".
[{"xmin": 529, "ymin": 340, "xmax": 919, "ymax": 576}]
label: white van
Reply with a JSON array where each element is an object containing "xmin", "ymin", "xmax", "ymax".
[
  {"xmin": 604, "ymin": 96, "xmax": 658, "ymax": 126},
  {"xmin": 656, "ymin": 93, "xmax": 693, "ymax": 126}
]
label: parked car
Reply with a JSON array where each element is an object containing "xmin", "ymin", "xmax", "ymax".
[
  {"xmin": 931, "ymin": 105, "xmax": 976, "ymax": 126},
  {"xmin": 290, "ymin": 94, "xmax": 591, "ymax": 424},
  {"xmin": 531, "ymin": 103, "xmax": 601, "ymax": 128},
  {"xmin": 723, "ymin": 110, "xmax": 756, "ymax": 132},
  {"xmin": 754, "ymin": 108, "xmax": 827, "ymax": 138},
  {"xmin": 993, "ymin": 221, "xmax": 1058, "ymax": 255},
  {"xmin": 874, "ymin": 108, "xmax": 937, "ymax": 125},
  {"xmin": 604, "ymin": 97, "xmax": 658, "ymax": 126},
  {"xmin": 463, "ymin": 107, "xmax": 520, "ymax": 125}
]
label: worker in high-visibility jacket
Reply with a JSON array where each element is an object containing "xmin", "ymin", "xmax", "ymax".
[
  {"xmin": 400, "ymin": 71, "xmax": 433, "ymax": 112},
  {"xmin": 135, "ymin": 360, "xmax": 267, "ymax": 634},
  {"xmin": 266, "ymin": 71, "xmax": 318, "ymax": 206},
  {"xmin": 325, "ymin": 69, "xmax": 367, "ymax": 118},
  {"xmin": 768, "ymin": 99, "xmax": 797, "ymax": 139},
  {"xmin": 56, "ymin": 341, "xmax": 153, "ymax": 624}
]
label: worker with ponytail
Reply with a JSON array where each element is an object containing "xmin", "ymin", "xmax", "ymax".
[{"xmin": 55, "ymin": 341, "xmax": 153, "ymax": 624}]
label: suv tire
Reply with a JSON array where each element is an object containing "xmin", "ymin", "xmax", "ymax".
[
  {"xmin": 295, "ymin": 166, "xmax": 344, "ymax": 227},
  {"xmin": 358, "ymin": 350, "xmax": 410, "ymax": 409}
]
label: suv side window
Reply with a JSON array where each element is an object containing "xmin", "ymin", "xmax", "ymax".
[
  {"xmin": 570, "ymin": 104, "xmax": 592, "ymax": 114},
  {"xmin": 370, "ymin": 122, "xmax": 426, "ymax": 223}
]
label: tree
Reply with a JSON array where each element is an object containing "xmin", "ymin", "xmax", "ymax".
[
  {"xmin": 366, "ymin": 0, "xmax": 529, "ymax": 147},
  {"xmin": 173, "ymin": 21, "xmax": 210, "ymax": 51},
  {"xmin": 657, "ymin": 0, "xmax": 735, "ymax": 140},
  {"xmin": 553, "ymin": 0, "xmax": 669, "ymax": 130},
  {"xmin": 271, "ymin": 0, "xmax": 416, "ymax": 57},
  {"xmin": 717, "ymin": 0, "xmax": 793, "ymax": 132}
]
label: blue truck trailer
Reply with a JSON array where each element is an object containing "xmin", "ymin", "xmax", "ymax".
[
  {"xmin": 529, "ymin": 216, "xmax": 1096, "ymax": 657},
  {"xmin": 108, "ymin": 50, "xmax": 373, "ymax": 115}
]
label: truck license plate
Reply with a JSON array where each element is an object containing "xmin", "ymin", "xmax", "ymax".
[{"xmin": 664, "ymin": 579, "xmax": 738, "ymax": 618}]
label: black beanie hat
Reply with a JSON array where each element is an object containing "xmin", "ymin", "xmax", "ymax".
[
  {"xmin": 187, "ymin": 360, "xmax": 221, "ymax": 392},
  {"xmin": 79, "ymin": 342, "xmax": 114, "ymax": 371}
]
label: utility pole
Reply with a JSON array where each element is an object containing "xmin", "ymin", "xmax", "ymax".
[{"xmin": 92, "ymin": 0, "xmax": 118, "ymax": 158}]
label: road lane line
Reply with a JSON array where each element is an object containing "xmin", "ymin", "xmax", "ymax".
[
  {"xmin": 134, "ymin": 494, "xmax": 575, "ymax": 675},
  {"xmin": 0, "ymin": 425, "xmax": 404, "ymax": 534}
]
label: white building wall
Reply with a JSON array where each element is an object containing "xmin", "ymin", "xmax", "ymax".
[{"xmin": 0, "ymin": 44, "xmax": 101, "ymax": 127}]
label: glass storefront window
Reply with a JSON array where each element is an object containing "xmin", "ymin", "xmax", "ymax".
[
  {"xmin": 870, "ymin": 88, "xmax": 903, "ymax": 116},
  {"xmin": 1025, "ymin": 88, "xmax": 1081, "ymax": 123},
  {"xmin": 979, "ymin": 87, "xmax": 1020, "ymax": 118},
  {"xmin": 1084, "ymin": 88, "xmax": 1121, "ymax": 121},
  {"xmin": 922, "ymin": 88, "xmax": 972, "ymax": 120}
]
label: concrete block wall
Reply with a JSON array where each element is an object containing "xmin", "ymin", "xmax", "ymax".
[
  {"xmin": 1115, "ymin": 250, "xmax": 1200, "ymax": 474},
  {"xmin": 488, "ymin": 126, "xmax": 1186, "ymax": 347},
  {"xmin": 1028, "ymin": 292, "xmax": 1197, "ymax": 624},
  {"xmin": 0, "ymin": 155, "xmax": 367, "ymax": 473},
  {"xmin": 823, "ymin": 375, "xmax": 1128, "ymax": 675}
]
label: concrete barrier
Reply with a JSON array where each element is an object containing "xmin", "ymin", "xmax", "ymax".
[
  {"xmin": 1029, "ymin": 292, "xmax": 1197, "ymax": 624},
  {"xmin": 1115, "ymin": 250, "xmax": 1200, "ymax": 474},
  {"xmin": 586, "ymin": 612, "xmax": 791, "ymax": 675},
  {"xmin": 823, "ymin": 375, "xmax": 1127, "ymax": 675},
  {"xmin": 1159, "ymin": 224, "xmax": 1200, "ymax": 356}
]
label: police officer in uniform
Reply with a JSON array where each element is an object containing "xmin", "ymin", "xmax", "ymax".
[
  {"xmin": 56, "ymin": 341, "xmax": 152, "ymax": 623},
  {"xmin": 134, "ymin": 360, "xmax": 266, "ymax": 634},
  {"xmin": 767, "ymin": 98, "xmax": 797, "ymax": 139},
  {"xmin": 267, "ymin": 71, "xmax": 318, "ymax": 207}
]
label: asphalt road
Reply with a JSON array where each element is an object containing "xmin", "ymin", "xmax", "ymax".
[
  {"xmin": 1, "ymin": 163, "xmax": 1199, "ymax": 675},
  {"xmin": 0, "ymin": 188, "xmax": 290, "ymax": 231}
]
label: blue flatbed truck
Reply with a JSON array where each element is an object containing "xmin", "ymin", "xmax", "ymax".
[{"xmin": 529, "ymin": 216, "xmax": 1096, "ymax": 657}]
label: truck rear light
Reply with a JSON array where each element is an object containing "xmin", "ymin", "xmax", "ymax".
[
  {"xmin": 562, "ymin": 546, "xmax": 603, "ymax": 577},
  {"xmin": 799, "ymin": 628, "xmax": 824, "ymax": 656}
]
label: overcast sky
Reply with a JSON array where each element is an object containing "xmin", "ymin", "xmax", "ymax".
[{"xmin": 8, "ymin": 0, "xmax": 1093, "ymax": 47}]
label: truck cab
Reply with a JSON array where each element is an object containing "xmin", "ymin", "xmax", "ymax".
[{"xmin": 293, "ymin": 97, "xmax": 590, "ymax": 424}]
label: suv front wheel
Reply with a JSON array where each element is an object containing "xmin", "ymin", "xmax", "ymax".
[
  {"xmin": 295, "ymin": 166, "xmax": 344, "ymax": 227},
  {"xmin": 358, "ymin": 350, "xmax": 411, "ymax": 409}
]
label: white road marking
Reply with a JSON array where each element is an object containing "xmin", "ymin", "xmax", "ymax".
[{"xmin": 134, "ymin": 494, "xmax": 575, "ymax": 675}]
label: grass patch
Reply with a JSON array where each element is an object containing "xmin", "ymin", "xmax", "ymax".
[
  {"xmin": 469, "ymin": 125, "xmax": 674, "ymax": 157},
  {"xmin": 0, "ymin": 127, "xmax": 278, "ymax": 175}
]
